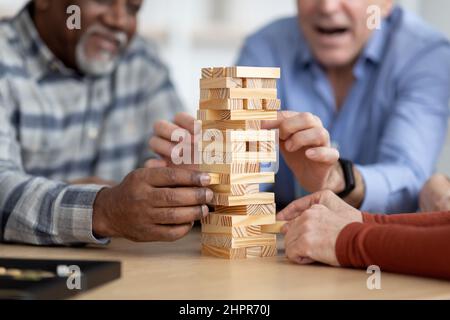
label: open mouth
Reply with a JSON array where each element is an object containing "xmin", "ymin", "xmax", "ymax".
[
  {"xmin": 315, "ymin": 26, "xmax": 350, "ymax": 36},
  {"xmin": 90, "ymin": 33, "xmax": 122, "ymax": 55}
]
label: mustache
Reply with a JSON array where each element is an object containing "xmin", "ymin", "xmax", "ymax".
[{"xmin": 83, "ymin": 24, "xmax": 129, "ymax": 50}]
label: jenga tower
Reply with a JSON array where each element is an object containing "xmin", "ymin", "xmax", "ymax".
[{"xmin": 198, "ymin": 66, "xmax": 281, "ymax": 259}]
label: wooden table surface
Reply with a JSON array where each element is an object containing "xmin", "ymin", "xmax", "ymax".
[{"xmin": 1, "ymin": 227, "xmax": 450, "ymax": 300}]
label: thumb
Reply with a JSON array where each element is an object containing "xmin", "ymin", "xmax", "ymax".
[{"xmin": 277, "ymin": 194, "xmax": 316, "ymax": 221}]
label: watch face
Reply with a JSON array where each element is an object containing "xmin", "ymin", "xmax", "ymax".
[{"xmin": 338, "ymin": 159, "xmax": 356, "ymax": 198}]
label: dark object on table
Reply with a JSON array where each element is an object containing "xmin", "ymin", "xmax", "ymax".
[{"xmin": 0, "ymin": 258, "xmax": 121, "ymax": 300}]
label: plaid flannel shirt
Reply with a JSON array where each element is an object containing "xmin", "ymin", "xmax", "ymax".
[{"xmin": 0, "ymin": 4, "xmax": 183, "ymax": 245}]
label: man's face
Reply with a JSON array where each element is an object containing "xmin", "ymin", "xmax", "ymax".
[
  {"xmin": 297, "ymin": 0, "xmax": 393, "ymax": 68},
  {"xmin": 43, "ymin": 0, "xmax": 143, "ymax": 76}
]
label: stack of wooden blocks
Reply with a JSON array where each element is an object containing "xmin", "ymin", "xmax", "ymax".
[{"xmin": 198, "ymin": 66, "xmax": 281, "ymax": 259}]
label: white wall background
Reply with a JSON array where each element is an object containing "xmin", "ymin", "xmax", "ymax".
[{"xmin": 1, "ymin": 0, "xmax": 450, "ymax": 174}]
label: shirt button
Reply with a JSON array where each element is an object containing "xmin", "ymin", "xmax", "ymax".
[{"xmin": 88, "ymin": 127, "xmax": 99, "ymax": 140}]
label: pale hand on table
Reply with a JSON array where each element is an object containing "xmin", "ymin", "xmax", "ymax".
[{"xmin": 277, "ymin": 190, "xmax": 363, "ymax": 266}]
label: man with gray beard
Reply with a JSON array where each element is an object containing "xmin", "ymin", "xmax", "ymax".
[{"xmin": 0, "ymin": 0, "xmax": 214, "ymax": 245}]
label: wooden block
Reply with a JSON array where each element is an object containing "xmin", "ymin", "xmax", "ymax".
[
  {"xmin": 202, "ymin": 120, "xmax": 261, "ymax": 131},
  {"xmin": 201, "ymin": 224, "xmax": 262, "ymax": 238},
  {"xmin": 199, "ymin": 99, "xmax": 280, "ymax": 111},
  {"xmin": 201, "ymin": 213, "xmax": 275, "ymax": 227},
  {"xmin": 246, "ymin": 243, "xmax": 278, "ymax": 258},
  {"xmin": 210, "ymin": 192, "xmax": 275, "ymax": 206},
  {"xmin": 263, "ymin": 99, "xmax": 281, "ymax": 110},
  {"xmin": 260, "ymin": 221, "xmax": 288, "ymax": 234},
  {"xmin": 202, "ymin": 129, "xmax": 275, "ymax": 142},
  {"xmin": 199, "ymin": 77, "xmax": 276, "ymax": 90},
  {"xmin": 202, "ymin": 211, "xmax": 276, "ymax": 238},
  {"xmin": 229, "ymin": 130, "xmax": 276, "ymax": 142},
  {"xmin": 244, "ymin": 99, "xmax": 263, "ymax": 110},
  {"xmin": 214, "ymin": 141, "xmax": 275, "ymax": 153},
  {"xmin": 200, "ymin": 77, "xmax": 243, "ymax": 89},
  {"xmin": 199, "ymin": 140, "xmax": 276, "ymax": 154},
  {"xmin": 202, "ymin": 151, "xmax": 277, "ymax": 164},
  {"xmin": 199, "ymin": 99, "xmax": 244, "ymax": 110},
  {"xmin": 201, "ymin": 67, "xmax": 280, "ymax": 79},
  {"xmin": 201, "ymin": 67, "xmax": 227, "ymax": 79},
  {"xmin": 199, "ymin": 140, "xmax": 247, "ymax": 152},
  {"xmin": 213, "ymin": 203, "xmax": 276, "ymax": 216},
  {"xmin": 197, "ymin": 110, "xmax": 277, "ymax": 121},
  {"xmin": 200, "ymin": 130, "xmax": 277, "ymax": 153},
  {"xmin": 201, "ymin": 233, "xmax": 277, "ymax": 249},
  {"xmin": 208, "ymin": 172, "xmax": 274, "ymax": 185},
  {"xmin": 243, "ymin": 78, "xmax": 277, "ymax": 88},
  {"xmin": 209, "ymin": 184, "xmax": 259, "ymax": 196},
  {"xmin": 201, "ymin": 243, "xmax": 277, "ymax": 259},
  {"xmin": 226, "ymin": 66, "xmax": 280, "ymax": 79},
  {"xmin": 200, "ymin": 162, "xmax": 260, "ymax": 174},
  {"xmin": 200, "ymin": 88, "xmax": 277, "ymax": 101},
  {"xmin": 201, "ymin": 244, "xmax": 246, "ymax": 259},
  {"xmin": 257, "ymin": 141, "xmax": 276, "ymax": 152}
]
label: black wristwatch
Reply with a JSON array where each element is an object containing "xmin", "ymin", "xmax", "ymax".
[{"xmin": 337, "ymin": 158, "xmax": 356, "ymax": 198}]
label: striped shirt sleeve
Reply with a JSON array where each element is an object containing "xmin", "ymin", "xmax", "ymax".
[{"xmin": 0, "ymin": 85, "xmax": 108, "ymax": 245}]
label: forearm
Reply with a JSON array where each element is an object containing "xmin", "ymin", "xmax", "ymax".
[
  {"xmin": 327, "ymin": 162, "xmax": 365, "ymax": 209},
  {"xmin": 362, "ymin": 211, "xmax": 450, "ymax": 226},
  {"xmin": 0, "ymin": 167, "xmax": 109, "ymax": 245},
  {"xmin": 336, "ymin": 222, "xmax": 450, "ymax": 280}
]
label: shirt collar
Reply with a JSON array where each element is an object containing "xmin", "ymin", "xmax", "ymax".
[
  {"xmin": 12, "ymin": 2, "xmax": 77, "ymax": 80},
  {"xmin": 293, "ymin": 24, "xmax": 314, "ymax": 68},
  {"xmin": 361, "ymin": 19, "xmax": 390, "ymax": 65}
]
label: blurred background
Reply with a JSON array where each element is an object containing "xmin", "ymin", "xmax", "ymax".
[{"xmin": 1, "ymin": 0, "xmax": 449, "ymax": 173}]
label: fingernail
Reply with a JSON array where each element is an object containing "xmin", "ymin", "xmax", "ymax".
[
  {"xmin": 205, "ymin": 188, "xmax": 214, "ymax": 202},
  {"xmin": 201, "ymin": 205, "xmax": 209, "ymax": 218},
  {"xmin": 200, "ymin": 174, "xmax": 211, "ymax": 186}
]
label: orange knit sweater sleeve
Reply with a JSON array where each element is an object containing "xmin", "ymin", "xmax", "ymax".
[
  {"xmin": 362, "ymin": 211, "xmax": 450, "ymax": 226},
  {"xmin": 335, "ymin": 212, "xmax": 450, "ymax": 280}
]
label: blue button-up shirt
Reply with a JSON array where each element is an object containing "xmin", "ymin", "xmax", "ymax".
[{"xmin": 237, "ymin": 6, "xmax": 450, "ymax": 213}]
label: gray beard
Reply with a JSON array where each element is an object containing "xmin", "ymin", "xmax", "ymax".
[{"xmin": 75, "ymin": 38, "xmax": 119, "ymax": 77}]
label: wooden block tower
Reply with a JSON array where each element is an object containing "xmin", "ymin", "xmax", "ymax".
[{"xmin": 198, "ymin": 66, "xmax": 281, "ymax": 259}]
